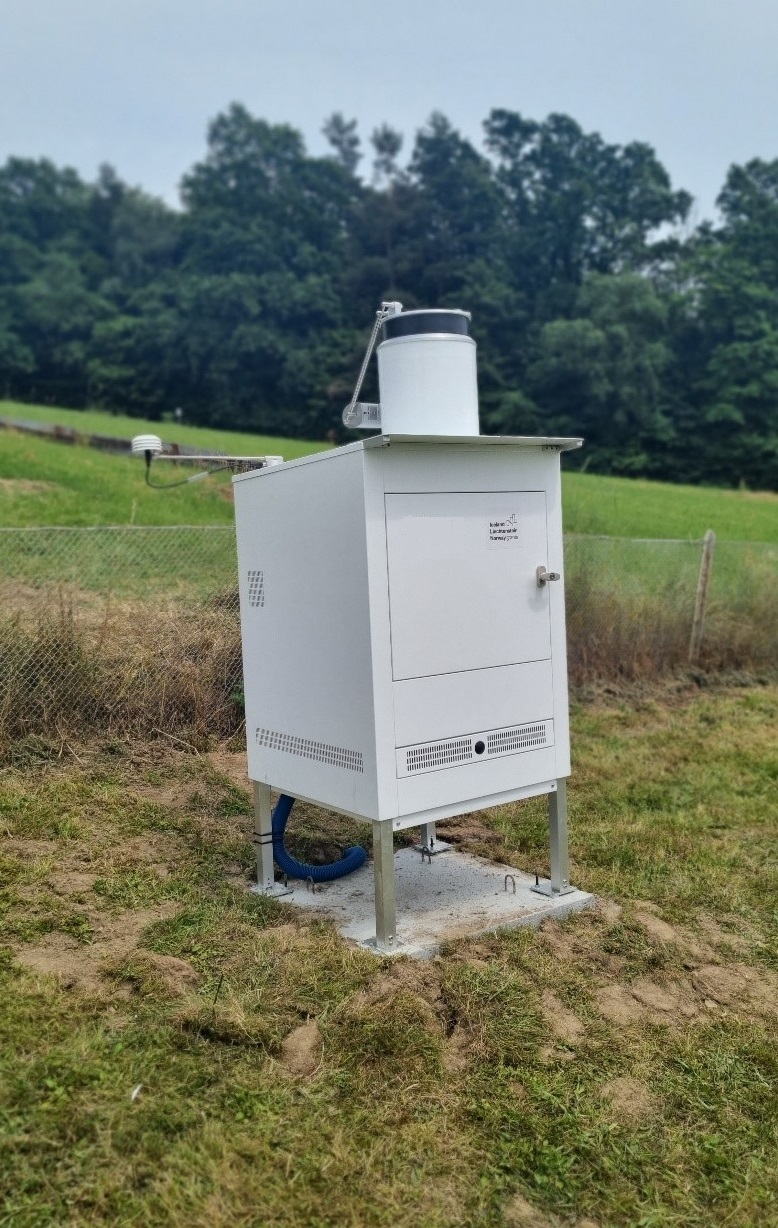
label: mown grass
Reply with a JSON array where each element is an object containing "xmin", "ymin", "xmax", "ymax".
[
  {"xmin": 0, "ymin": 398, "xmax": 328, "ymax": 460},
  {"xmin": 562, "ymin": 470, "xmax": 778, "ymax": 543},
  {"xmin": 2, "ymin": 399, "xmax": 777, "ymax": 539},
  {"xmin": 0, "ymin": 427, "xmax": 322, "ymax": 528},
  {"xmin": 1, "ymin": 685, "xmax": 777, "ymax": 1226}
]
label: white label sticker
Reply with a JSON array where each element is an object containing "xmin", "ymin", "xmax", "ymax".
[{"xmin": 488, "ymin": 513, "xmax": 520, "ymax": 545}]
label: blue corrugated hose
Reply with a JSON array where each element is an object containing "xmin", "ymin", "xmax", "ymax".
[{"xmin": 271, "ymin": 794, "xmax": 367, "ymax": 882}]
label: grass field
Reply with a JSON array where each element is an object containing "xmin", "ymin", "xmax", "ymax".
[
  {"xmin": 2, "ymin": 684, "xmax": 777, "ymax": 1226},
  {"xmin": 0, "ymin": 432, "xmax": 312, "ymax": 528},
  {"xmin": 1, "ymin": 400, "xmax": 777, "ymax": 539},
  {"xmin": 0, "ymin": 400, "xmax": 326, "ymax": 459},
  {"xmin": 564, "ymin": 472, "xmax": 777, "ymax": 542}
]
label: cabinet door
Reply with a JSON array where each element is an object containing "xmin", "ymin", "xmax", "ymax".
[{"xmin": 385, "ymin": 491, "xmax": 551, "ymax": 681}]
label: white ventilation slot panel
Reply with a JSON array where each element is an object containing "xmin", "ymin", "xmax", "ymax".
[
  {"xmin": 488, "ymin": 722, "xmax": 549, "ymax": 755},
  {"xmin": 397, "ymin": 720, "xmax": 554, "ymax": 777},
  {"xmin": 405, "ymin": 737, "xmax": 472, "ymax": 774},
  {"xmin": 247, "ymin": 570, "xmax": 265, "ymax": 607},
  {"xmin": 256, "ymin": 727, "xmax": 363, "ymax": 773}
]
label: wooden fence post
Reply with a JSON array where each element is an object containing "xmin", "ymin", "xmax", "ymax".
[{"xmin": 689, "ymin": 529, "xmax": 716, "ymax": 667}]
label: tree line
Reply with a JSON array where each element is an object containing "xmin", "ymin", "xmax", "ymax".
[{"xmin": 1, "ymin": 103, "xmax": 777, "ymax": 488}]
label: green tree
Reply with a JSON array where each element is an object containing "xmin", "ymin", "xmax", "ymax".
[
  {"xmin": 675, "ymin": 159, "xmax": 778, "ymax": 488},
  {"xmin": 322, "ymin": 113, "xmax": 361, "ymax": 175},
  {"xmin": 483, "ymin": 110, "xmax": 691, "ymax": 300},
  {"xmin": 523, "ymin": 274, "xmax": 674, "ymax": 474}
]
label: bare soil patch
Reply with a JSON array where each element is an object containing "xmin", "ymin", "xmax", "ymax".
[
  {"xmin": 137, "ymin": 951, "xmax": 200, "ymax": 994},
  {"xmin": 600, "ymin": 1076, "xmax": 657, "ymax": 1126},
  {"xmin": 695, "ymin": 913, "xmax": 754, "ymax": 954},
  {"xmin": 503, "ymin": 1192, "xmax": 553, "ymax": 1227},
  {"xmin": 13, "ymin": 902, "xmax": 180, "ymax": 993},
  {"xmin": 353, "ymin": 958, "xmax": 447, "ymax": 1025},
  {"xmin": 539, "ymin": 916, "xmax": 625, "ymax": 975},
  {"xmin": 436, "ymin": 816, "xmax": 503, "ymax": 850},
  {"xmin": 2, "ymin": 838, "xmax": 60, "ymax": 858},
  {"xmin": 597, "ymin": 899, "xmax": 623, "ymax": 924},
  {"xmin": 596, "ymin": 976, "xmax": 700, "ymax": 1027},
  {"xmin": 630, "ymin": 976, "xmax": 698, "ymax": 1018},
  {"xmin": 48, "ymin": 871, "xmax": 98, "ymax": 896},
  {"xmin": 594, "ymin": 958, "xmax": 778, "ymax": 1031},
  {"xmin": 692, "ymin": 962, "xmax": 778, "ymax": 1016},
  {"xmin": 632, "ymin": 910, "xmax": 679, "ymax": 945},
  {"xmin": 206, "ymin": 750, "xmax": 250, "ymax": 793},
  {"xmin": 131, "ymin": 781, "xmax": 193, "ymax": 810},
  {"xmin": 105, "ymin": 833, "xmax": 183, "ymax": 876},
  {"xmin": 540, "ymin": 989, "xmax": 586, "ymax": 1045},
  {"xmin": 443, "ymin": 1022, "xmax": 473, "ymax": 1073},
  {"xmin": 279, "ymin": 1019, "xmax": 322, "ymax": 1078}
]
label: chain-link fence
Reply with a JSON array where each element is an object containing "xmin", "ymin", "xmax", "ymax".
[
  {"xmin": 0, "ymin": 526, "xmax": 243, "ymax": 743},
  {"xmin": 564, "ymin": 534, "xmax": 777, "ymax": 680},
  {"xmin": 1, "ymin": 526, "xmax": 776, "ymax": 743}
]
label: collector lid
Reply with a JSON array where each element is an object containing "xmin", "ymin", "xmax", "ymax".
[{"xmin": 381, "ymin": 308, "xmax": 472, "ymax": 342}]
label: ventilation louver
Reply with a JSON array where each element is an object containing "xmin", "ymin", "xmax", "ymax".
[
  {"xmin": 487, "ymin": 723, "xmax": 548, "ymax": 754},
  {"xmin": 256, "ymin": 727, "xmax": 363, "ymax": 773},
  {"xmin": 399, "ymin": 720, "xmax": 553, "ymax": 777},
  {"xmin": 247, "ymin": 570, "xmax": 265, "ymax": 607},
  {"xmin": 406, "ymin": 737, "xmax": 473, "ymax": 774}
]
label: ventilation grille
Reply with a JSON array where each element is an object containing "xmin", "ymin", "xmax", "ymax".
[
  {"xmin": 488, "ymin": 722, "xmax": 549, "ymax": 755},
  {"xmin": 398, "ymin": 720, "xmax": 553, "ymax": 777},
  {"xmin": 256, "ymin": 728, "xmax": 363, "ymax": 773},
  {"xmin": 406, "ymin": 737, "xmax": 473, "ymax": 774},
  {"xmin": 247, "ymin": 570, "xmax": 265, "ymax": 607}
]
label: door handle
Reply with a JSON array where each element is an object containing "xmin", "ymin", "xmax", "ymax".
[{"xmin": 536, "ymin": 565, "xmax": 561, "ymax": 587}]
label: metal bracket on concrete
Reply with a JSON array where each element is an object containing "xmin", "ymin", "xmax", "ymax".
[
  {"xmin": 530, "ymin": 879, "xmax": 577, "ymax": 898},
  {"xmin": 412, "ymin": 821, "xmax": 452, "ymax": 856},
  {"xmin": 250, "ymin": 881, "xmax": 294, "ymax": 898}
]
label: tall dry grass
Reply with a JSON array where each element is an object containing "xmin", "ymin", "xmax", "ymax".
[
  {"xmin": 0, "ymin": 593, "xmax": 244, "ymax": 747},
  {"xmin": 564, "ymin": 574, "xmax": 778, "ymax": 683},
  {"xmin": 1, "ymin": 570, "xmax": 775, "ymax": 750}
]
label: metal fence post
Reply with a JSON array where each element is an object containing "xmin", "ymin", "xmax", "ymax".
[{"xmin": 689, "ymin": 529, "xmax": 716, "ymax": 667}]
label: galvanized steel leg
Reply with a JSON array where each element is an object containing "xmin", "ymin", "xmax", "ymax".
[
  {"xmin": 421, "ymin": 821, "xmax": 436, "ymax": 848},
  {"xmin": 549, "ymin": 778, "xmax": 571, "ymax": 894},
  {"xmin": 254, "ymin": 782, "xmax": 275, "ymax": 891},
  {"xmin": 531, "ymin": 778, "xmax": 575, "ymax": 898},
  {"xmin": 251, "ymin": 783, "xmax": 293, "ymax": 897},
  {"xmin": 373, "ymin": 820, "xmax": 397, "ymax": 951}
]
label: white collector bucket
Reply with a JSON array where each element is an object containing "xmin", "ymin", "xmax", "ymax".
[{"xmin": 376, "ymin": 309, "xmax": 480, "ymax": 436}]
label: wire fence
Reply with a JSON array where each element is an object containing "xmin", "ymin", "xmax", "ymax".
[{"xmin": 1, "ymin": 526, "xmax": 776, "ymax": 744}]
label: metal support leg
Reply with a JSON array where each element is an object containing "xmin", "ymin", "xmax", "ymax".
[
  {"xmin": 414, "ymin": 821, "xmax": 452, "ymax": 856},
  {"xmin": 373, "ymin": 820, "xmax": 397, "ymax": 951},
  {"xmin": 250, "ymin": 782, "xmax": 292, "ymax": 897},
  {"xmin": 549, "ymin": 778, "xmax": 571, "ymax": 893},
  {"xmin": 531, "ymin": 778, "xmax": 576, "ymax": 897}
]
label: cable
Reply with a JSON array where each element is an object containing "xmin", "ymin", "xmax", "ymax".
[
  {"xmin": 271, "ymin": 794, "xmax": 367, "ymax": 883},
  {"xmin": 143, "ymin": 451, "xmax": 230, "ymax": 488}
]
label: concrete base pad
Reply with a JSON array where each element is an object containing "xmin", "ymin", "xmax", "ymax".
[{"xmin": 272, "ymin": 847, "xmax": 594, "ymax": 958}]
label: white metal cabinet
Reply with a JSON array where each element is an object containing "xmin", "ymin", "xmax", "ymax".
[
  {"xmin": 234, "ymin": 432, "xmax": 581, "ymax": 950},
  {"xmin": 234, "ymin": 435, "xmax": 574, "ymax": 827}
]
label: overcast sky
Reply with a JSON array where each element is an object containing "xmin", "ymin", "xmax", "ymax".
[{"xmin": 2, "ymin": 0, "xmax": 777, "ymax": 224}]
